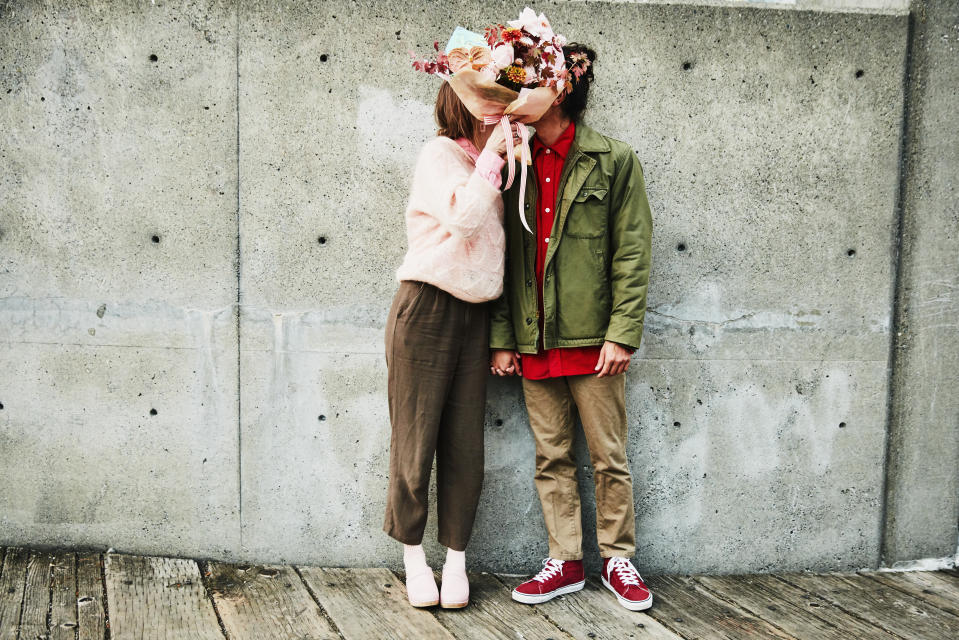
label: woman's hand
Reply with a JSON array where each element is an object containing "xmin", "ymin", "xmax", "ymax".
[
  {"xmin": 484, "ymin": 122, "xmax": 522, "ymax": 157},
  {"xmin": 490, "ymin": 349, "xmax": 522, "ymax": 376}
]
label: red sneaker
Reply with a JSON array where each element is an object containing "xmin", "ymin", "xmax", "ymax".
[
  {"xmin": 511, "ymin": 558, "xmax": 585, "ymax": 604},
  {"xmin": 602, "ymin": 557, "xmax": 653, "ymax": 611}
]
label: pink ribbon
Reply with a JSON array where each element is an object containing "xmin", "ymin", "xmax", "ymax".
[{"xmin": 484, "ymin": 114, "xmax": 533, "ymax": 234}]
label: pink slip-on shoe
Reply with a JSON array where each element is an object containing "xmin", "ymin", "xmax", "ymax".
[
  {"xmin": 511, "ymin": 558, "xmax": 585, "ymax": 604},
  {"xmin": 602, "ymin": 556, "xmax": 653, "ymax": 611},
  {"xmin": 404, "ymin": 564, "xmax": 439, "ymax": 607},
  {"xmin": 440, "ymin": 562, "xmax": 469, "ymax": 609}
]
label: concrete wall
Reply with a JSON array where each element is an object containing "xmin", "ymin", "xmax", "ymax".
[{"xmin": 0, "ymin": 0, "xmax": 954, "ymax": 574}]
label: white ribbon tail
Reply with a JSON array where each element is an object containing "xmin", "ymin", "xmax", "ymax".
[{"xmin": 483, "ymin": 114, "xmax": 533, "ymax": 234}]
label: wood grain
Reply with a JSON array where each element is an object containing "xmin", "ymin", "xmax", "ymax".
[
  {"xmin": 861, "ymin": 570, "xmax": 959, "ymax": 618},
  {"xmin": 0, "ymin": 548, "xmax": 30, "ymax": 640},
  {"xmin": 697, "ymin": 573, "xmax": 897, "ymax": 640},
  {"xmin": 298, "ymin": 567, "xmax": 453, "ymax": 640},
  {"xmin": 432, "ymin": 572, "xmax": 571, "ymax": 639},
  {"xmin": 644, "ymin": 575, "xmax": 798, "ymax": 640},
  {"xmin": 76, "ymin": 552, "xmax": 106, "ymax": 640},
  {"xmin": 104, "ymin": 553, "xmax": 224, "ymax": 640},
  {"xmin": 206, "ymin": 561, "xmax": 339, "ymax": 639},
  {"xmin": 19, "ymin": 549, "xmax": 55, "ymax": 640},
  {"xmin": 50, "ymin": 550, "xmax": 78, "ymax": 640},
  {"xmin": 780, "ymin": 572, "xmax": 959, "ymax": 640}
]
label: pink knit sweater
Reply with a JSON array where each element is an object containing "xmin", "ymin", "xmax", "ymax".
[{"xmin": 395, "ymin": 136, "xmax": 506, "ymax": 303}]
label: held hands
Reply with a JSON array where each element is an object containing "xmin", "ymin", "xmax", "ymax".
[
  {"xmin": 595, "ymin": 341, "xmax": 632, "ymax": 377},
  {"xmin": 484, "ymin": 122, "xmax": 523, "ymax": 158},
  {"xmin": 490, "ymin": 349, "xmax": 522, "ymax": 376},
  {"xmin": 491, "ymin": 342, "xmax": 631, "ymax": 377}
]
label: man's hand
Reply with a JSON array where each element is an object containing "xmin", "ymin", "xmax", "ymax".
[
  {"xmin": 490, "ymin": 349, "xmax": 522, "ymax": 376},
  {"xmin": 595, "ymin": 341, "xmax": 632, "ymax": 377}
]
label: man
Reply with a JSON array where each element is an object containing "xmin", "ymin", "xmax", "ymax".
[{"xmin": 489, "ymin": 43, "xmax": 654, "ymax": 611}]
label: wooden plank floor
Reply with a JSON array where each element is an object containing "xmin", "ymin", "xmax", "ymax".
[{"xmin": 0, "ymin": 546, "xmax": 956, "ymax": 640}]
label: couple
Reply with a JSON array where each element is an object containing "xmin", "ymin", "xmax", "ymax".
[{"xmin": 383, "ymin": 17, "xmax": 653, "ymax": 614}]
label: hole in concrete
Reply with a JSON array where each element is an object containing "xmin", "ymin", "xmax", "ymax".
[
  {"xmin": 855, "ymin": 69, "xmax": 864, "ymax": 78},
  {"xmin": 318, "ymin": 236, "xmax": 327, "ymax": 245},
  {"xmin": 319, "ymin": 415, "xmax": 326, "ymax": 421},
  {"xmin": 682, "ymin": 62, "xmax": 691, "ymax": 71},
  {"xmin": 847, "ymin": 248, "xmax": 856, "ymax": 257},
  {"xmin": 151, "ymin": 235, "xmax": 160, "ymax": 243},
  {"xmin": 150, "ymin": 408, "xmax": 157, "ymax": 416},
  {"xmin": 494, "ymin": 418, "xmax": 504, "ymax": 426},
  {"xmin": 673, "ymin": 421, "xmax": 681, "ymax": 427},
  {"xmin": 677, "ymin": 243, "xmax": 686, "ymax": 252},
  {"xmin": 320, "ymin": 53, "xmax": 329, "ymax": 62},
  {"xmin": 149, "ymin": 54, "xmax": 158, "ymax": 62},
  {"xmin": 0, "ymin": 402, "xmax": 3, "ymax": 409},
  {"xmin": 839, "ymin": 422, "xmax": 846, "ymax": 428}
]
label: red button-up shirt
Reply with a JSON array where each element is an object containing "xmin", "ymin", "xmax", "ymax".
[{"xmin": 521, "ymin": 121, "xmax": 604, "ymax": 380}]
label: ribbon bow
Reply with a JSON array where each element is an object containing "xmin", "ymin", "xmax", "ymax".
[{"xmin": 484, "ymin": 115, "xmax": 533, "ymax": 234}]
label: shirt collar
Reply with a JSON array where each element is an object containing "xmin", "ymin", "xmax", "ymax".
[{"xmin": 532, "ymin": 120, "xmax": 576, "ymax": 161}]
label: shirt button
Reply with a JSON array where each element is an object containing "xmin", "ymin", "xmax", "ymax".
[
  {"xmin": 544, "ymin": 238, "xmax": 550, "ymax": 244},
  {"xmin": 526, "ymin": 317, "xmax": 533, "ymax": 325},
  {"xmin": 545, "ymin": 177, "xmax": 551, "ymax": 183},
  {"xmin": 545, "ymin": 149, "xmax": 551, "ymax": 154},
  {"xmin": 545, "ymin": 207, "xmax": 551, "ymax": 213}
]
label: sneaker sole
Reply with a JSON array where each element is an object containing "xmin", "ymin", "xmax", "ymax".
[
  {"xmin": 511, "ymin": 579, "xmax": 585, "ymax": 604},
  {"xmin": 601, "ymin": 576, "xmax": 653, "ymax": 611}
]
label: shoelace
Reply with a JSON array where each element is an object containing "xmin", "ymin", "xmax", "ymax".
[
  {"xmin": 532, "ymin": 558, "xmax": 564, "ymax": 583},
  {"xmin": 608, "ymin": 557, "xmax": 642, "ymax": 587}
]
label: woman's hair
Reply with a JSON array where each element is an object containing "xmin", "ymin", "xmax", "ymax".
[
  {"xmin": 435, "ymin": 81, "xmax": 477, "ymax": 141},
  {"xmin": 560, "ymin": 43, "xmax": 597, "ymax": 122}
]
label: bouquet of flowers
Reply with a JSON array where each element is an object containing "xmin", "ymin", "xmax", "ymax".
[{"xmin": 411, "ymin": 7, "xmax": 591, "ymax": 232}]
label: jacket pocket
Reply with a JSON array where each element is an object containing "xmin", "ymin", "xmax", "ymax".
[
  {"xmin": 553, "ymin": 236, "xmax": 611, "ymax": 340},
  {"xmin": 566, "ymin": 187, "xmax": 608, "ymax": 238}
]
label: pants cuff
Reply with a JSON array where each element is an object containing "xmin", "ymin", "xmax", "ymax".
[{"xmin": 384, "ymin": 524, "xmax": 423, "ymax": 546}]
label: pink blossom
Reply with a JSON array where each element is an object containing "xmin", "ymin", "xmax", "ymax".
[
  {"xmin": 491, "ymin": 43, "xmax": 515, "ymax": 71},
  {"xmin": 508, "ymin": 7, "xmax": 554, "ymax": 40}
]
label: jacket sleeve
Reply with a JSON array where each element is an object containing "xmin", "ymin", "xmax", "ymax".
[
  {"xmin": 605, "ymin": 146, "xmax": 653, "ymax": 350},
  {"xmin": 489, "ymin": 247, "xmax": 517, "ymax": 350},
  {"xmin": 413, "ymin": 138, "xmax": 503, "ymax": 240}
]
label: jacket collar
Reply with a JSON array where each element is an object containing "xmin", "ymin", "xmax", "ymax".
[{"xmin": 570, "ymin": 121, "xmax": 610, "ymax": 153}]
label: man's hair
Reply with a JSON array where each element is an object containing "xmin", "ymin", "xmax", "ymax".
[
  {"xmin": 560, "ymin": 43, "xmax": 597, "ymax": 122},
  {"xmin": 435, "ymin": 81, "xmax": 477, "ymax": 141}
]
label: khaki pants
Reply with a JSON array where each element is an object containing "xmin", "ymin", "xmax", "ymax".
[
  {"xmin": 522, "ymin": 373, "xmax": 636, "ymax": 560},
  {"xmin": 382, "ymin": 281, "xmax": 489, "ymax": 551}
]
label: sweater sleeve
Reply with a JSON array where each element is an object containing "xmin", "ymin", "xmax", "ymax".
[{"xmin": 411, "ymin": 138, "xmax": 503, "ymax": 240}]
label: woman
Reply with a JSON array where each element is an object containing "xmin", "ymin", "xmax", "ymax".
[{"xmin": 383, "ymin": 81, "xmax": 517, "ymax": 609}]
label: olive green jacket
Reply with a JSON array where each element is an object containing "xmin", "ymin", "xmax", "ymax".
[{"xmin": 489, "ymin": 122, "xmax": 653, "ymax": 353}]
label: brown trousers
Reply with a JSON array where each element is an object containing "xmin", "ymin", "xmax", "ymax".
[
  {"xmin": 522, "ymin": 372, "xmax": 636, "ymax": 560},
  {"xmin": 383, "ymin": 280, "xmax": 489, "ymax": 551}
]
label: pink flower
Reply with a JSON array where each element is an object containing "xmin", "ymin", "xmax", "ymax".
[
  {"xmin": 508, "ymin": 7, "xmax": 554, "ymax": 40},
  {"xmin": 491, "ymin": 43, "xmax": 515, "ymax": 71}
]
